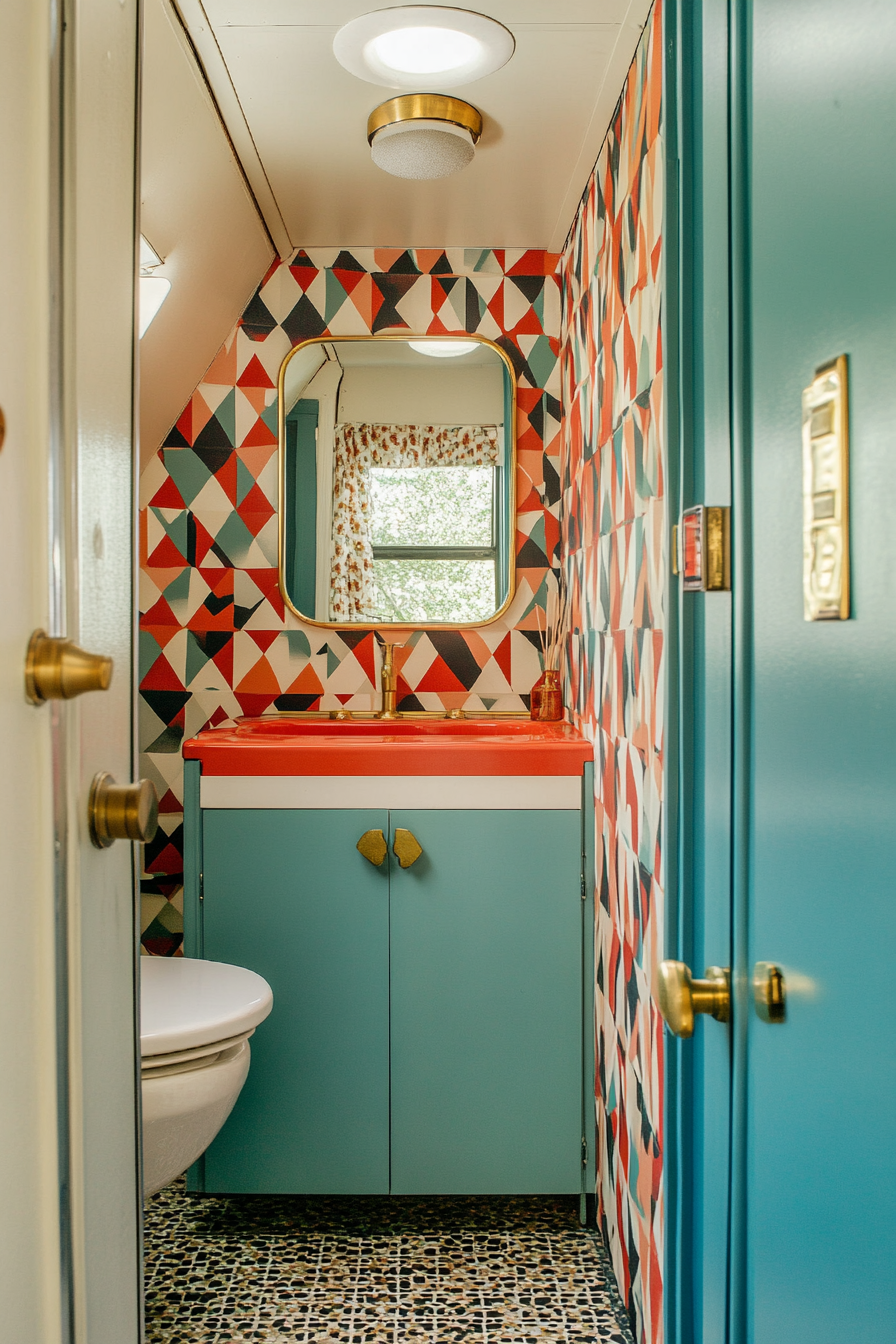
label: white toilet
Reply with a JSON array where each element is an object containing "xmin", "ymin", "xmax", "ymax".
[{"xmin": 140, "ymin": 956, "xmax": 273, "ymax": 1196}]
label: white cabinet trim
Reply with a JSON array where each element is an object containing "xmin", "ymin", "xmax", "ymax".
[{"xmin": 199, "ymin": 775, "xmax": 582, "ymax": 811}]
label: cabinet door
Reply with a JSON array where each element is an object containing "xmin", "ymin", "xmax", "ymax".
[
  {"xmin": 389, "ymin": 809, "xmax": 583, "ymax": 1194},
  {"xmin": 200, "ymin": 808, "xmax": 389, "ymax": 1193}
]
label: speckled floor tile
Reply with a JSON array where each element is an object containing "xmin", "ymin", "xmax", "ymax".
[{"xmin": 144, "ymin": 1180, "xmax": 635, "ymax": 1344}]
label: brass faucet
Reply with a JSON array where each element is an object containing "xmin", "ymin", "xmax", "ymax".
[{"xmin": 375, "ymin": 641, "xmax": 402, "ymax": 719}]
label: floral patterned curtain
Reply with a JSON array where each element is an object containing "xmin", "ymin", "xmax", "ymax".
[{"xmin": 330, "ymin": 423, "xmax": 499, "ymax": 620}]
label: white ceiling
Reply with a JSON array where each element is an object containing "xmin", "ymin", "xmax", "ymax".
[{"xmin": 173, "ymin": 0, "xmax": 653, "ymax": 257}]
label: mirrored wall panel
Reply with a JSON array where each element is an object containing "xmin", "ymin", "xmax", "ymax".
[{"xmin": 278, "ymin": 336, "xmax": 516, "ymax": 627}]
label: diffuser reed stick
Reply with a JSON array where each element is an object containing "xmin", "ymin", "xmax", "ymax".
[{"xmin": 531, "ymin": 574, "xmax": 567, "ymax": 720}]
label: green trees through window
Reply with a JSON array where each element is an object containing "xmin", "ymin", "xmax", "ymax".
[{"xmin": 369, "ymin": 466, "xmax": 497, "ymax": 622}]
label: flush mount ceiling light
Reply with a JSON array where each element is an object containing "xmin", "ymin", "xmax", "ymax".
[
  {"xmin": 368, "ymin": 94, "xmax": 482, "ymax": 179},
  {"xmin": 408, "ymin": 339, "xmax": 479, "ymax": 357},
  {"xmin": 334, "ymin": 6, "xmax": 514, "ymax": 91}
]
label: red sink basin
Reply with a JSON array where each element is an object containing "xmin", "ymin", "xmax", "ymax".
[
  {"xmin": 184, "ymin": 716, "xmax": 592, "ymax": 776},
  {"xmin": 233, "ymin": 716, "xmax": 551, "ymax": 737}
]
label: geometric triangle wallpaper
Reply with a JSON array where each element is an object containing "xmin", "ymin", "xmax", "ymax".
[
  {"xmin": 140, "ymin": 246, "xmax": 563, "ymax": 955},
  {"xmin": 560, "ymin": 6, "xmax": 664, "ymax": 1343}
]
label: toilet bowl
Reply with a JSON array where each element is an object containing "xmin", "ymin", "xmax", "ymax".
[{"xmin": 140, "ymin": 956, "xmax": 273, "ymax": 1196}]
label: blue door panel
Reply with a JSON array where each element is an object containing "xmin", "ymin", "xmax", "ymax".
[
  {"xmin": 747, "ymin": 2, "xmax": 896, "ymax": 1339},
  {"xmin": 199, "ymin": 808, "xmax": 390, "ymax": 1193},
  {"xmin": 389, "ymin": 809, "xmax": 583, "ymax": 1195}
]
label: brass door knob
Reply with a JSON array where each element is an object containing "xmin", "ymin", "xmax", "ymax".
[
  {"xmin": 393, "ymin": 828, "xmax": 423, "ymax": 869},
  {"xmin": 655, "ymin": 960, "xmax": 730, "ymax": 1038},
  {"xmin": 26, "ymin": 629, "xmax": 113, "ymax": 704},
  {"xmin": 357, "ymin": 829, "xmax": 388, "ymax": 866},
  {"xmin": 88, "ymin": 773, "xmax": 159, "ymax": 849}
]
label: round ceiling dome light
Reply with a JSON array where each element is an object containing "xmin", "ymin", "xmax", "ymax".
[
  {"xmin": 367, "ymin": 95, "xmax": 482, "ymax": 180},
  {"xmin": 334, "ymin": 6, "xmax": 514, "ymax": 91},
  {"xmin": 408, "ymin": 339, "xmax": 480, "ymax": 357}
]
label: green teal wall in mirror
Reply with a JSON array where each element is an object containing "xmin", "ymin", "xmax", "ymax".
[{"xmin": 277, "ymin": 335, "xmax": 517, "ymax": 628}]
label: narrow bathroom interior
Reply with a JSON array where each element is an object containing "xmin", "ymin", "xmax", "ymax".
[
  {"xmin": 137, "ymin": 2, "xmax": 662, "ymax": 1342},
  {"xmin": 3, "ymin": 0, "xmax": 893, "ymax": 1340}
]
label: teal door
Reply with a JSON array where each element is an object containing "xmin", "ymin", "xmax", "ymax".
[
  {"xmin": 739, "ymin": 1, "xmax": 896, "ymax": 1340},
  {"xmin": 389, "ymin": 810, "xmax": 583, "ymax": 1195},
  {"xmin": 668, "ymin": 1, "xmax": 896, "ymax": 1340},
  {"xmin": 199, "ymin": 808, "xmax": 390, "ymax": 1193}
]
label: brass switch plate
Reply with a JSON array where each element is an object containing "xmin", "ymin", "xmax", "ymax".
[
  {"xmin": 679, "ymin": 505, "xmax": 730, "ymax": 592},
  {"xmin": 802, "ymin": 355, "xmax": 849, "ymax": 620}
]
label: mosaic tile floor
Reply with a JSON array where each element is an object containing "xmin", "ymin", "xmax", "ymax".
[{"xmin": 144, "ymin": 1180, "xmax": 635, "ymax": 1344}]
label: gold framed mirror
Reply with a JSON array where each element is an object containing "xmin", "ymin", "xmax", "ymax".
[{"xmin": 277, "ymin": 334, "xmax": 517, "ymax": 628}]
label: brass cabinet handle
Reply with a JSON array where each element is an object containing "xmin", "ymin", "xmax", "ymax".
[
  {"xmin": 753, "ymin": 961, "xmax": 787, "ymax": 1023},
  {"xmin": 25, "ymin": 629, "xmax": 113, "ymax": 704},
  {"xmin": 655, "ymin": 960, "xmax": 730, "ymax": 1038},
  {"xmin": 356, "ymin": 829, "xmax": 388, "ymax": 866},
  {"xmin": 392, "ymin": 827, "xmax": 423, "ymax": 869},
  {"xmin": 88, "ymin": 773, "xmax": 159, "ymax": 849}
]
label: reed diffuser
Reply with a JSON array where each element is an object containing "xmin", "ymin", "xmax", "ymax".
[{"xmin": 531, "ymin": 578, "xmax": 567, "ymax": 721}]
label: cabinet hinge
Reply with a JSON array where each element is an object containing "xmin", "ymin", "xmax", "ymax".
[
  {"xmin": 582, "ymin": 1136, "xmax": 588, "ymax": 1168},
  {"xmin": 581, "ymin": 873, "xmax": 587, "ymax": 901},
  {"xmin": 199, "ymin": 871, "xmax": 204, "ymax": 902}
]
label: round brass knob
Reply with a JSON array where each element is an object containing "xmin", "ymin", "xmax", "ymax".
[
  {"xmin": 88, "ymin": 773, "xmax": 159, "ymax": 849},
  {"xmin": 655, "ymin": 960, "xmax": 730, "ymax": 1038},
  {"xmin": 25, "ymin": 629, "xmax": 113, "ymax": 704}
]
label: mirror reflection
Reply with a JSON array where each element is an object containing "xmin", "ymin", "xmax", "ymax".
[{"xmin": 278, "ymin": 336, "xmax": 515, "ymax": 626}]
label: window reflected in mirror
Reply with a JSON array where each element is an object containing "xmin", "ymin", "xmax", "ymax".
[{"xmin": 278, "ymin": 336, "xmax": 516, "ymax": 627}]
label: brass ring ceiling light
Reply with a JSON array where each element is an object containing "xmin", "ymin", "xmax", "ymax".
[
  {"xmin": 367, "ymin": 94, "xmax": 483, "ymax": 179},
  {"xmin": 333, "ymin": 6, "xmax": 514, "ymax": 90}
]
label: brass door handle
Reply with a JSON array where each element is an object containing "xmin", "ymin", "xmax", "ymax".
[
  {"xmin": 88, "ymin": 773, "xmax": 159, "ymax": 849},
  {"xmin": 655, "ymin": 960, "xmax": 730, "ymax": 1038},
  {"xmin": 357, "ymin": 829, "xmax": 387, "ymax": 866},
  {"xmin": 393, "ymin": 828, "xmax": 423, "ymax": 869},
  {"xmin": 26, "ymin": 629, "xmax": 112, "ymax": 703}
]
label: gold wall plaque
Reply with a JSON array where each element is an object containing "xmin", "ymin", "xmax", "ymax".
[{"xmin": 802, "ymin": 355, "xmax": 849, "ymax": 620}]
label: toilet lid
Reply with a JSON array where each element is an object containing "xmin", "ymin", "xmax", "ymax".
[{"xmin": 141, "ymin": 957, "xmax": 273, "ymax": 1058}]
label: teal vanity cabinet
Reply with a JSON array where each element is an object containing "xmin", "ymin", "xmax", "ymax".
[
  {"xmin": 195, "ymin": 804, "xmax": 392, "ymax": 1194},
  {"xmin": 183, "ymin": 731, "xmax": 595, "ymax": 1199}
]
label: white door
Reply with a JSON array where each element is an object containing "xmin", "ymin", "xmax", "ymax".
[{"xmin": 0, "ymin": 2, "xmax": 142, "ymax": 1341}]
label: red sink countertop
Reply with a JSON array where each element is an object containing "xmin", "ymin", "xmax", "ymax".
[{"xmin": 183, "ymin": 717, "xmax": 593, "ymax": 777}]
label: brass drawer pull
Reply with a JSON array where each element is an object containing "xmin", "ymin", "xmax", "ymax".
[
  {"xmin": 393, "ymin": 828, "xmax": 423, "ymax": 869},
  {"xmin": 357, "ymin": 829, "xmax": 388, "ymax": 866}
]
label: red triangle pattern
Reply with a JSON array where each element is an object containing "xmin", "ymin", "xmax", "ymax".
[
  {"xmin": 284, "ymin": 664, "xmax": 324, "ymax": 695},
  {"xmin": 238, "ymin": 354, "xmax": 275, "ymax": 389},
  {"xmin": 142, "ymin": 654, "xmax": 182, "ymax": 691},
  {"xmin": 147, "ymin": 533, "xmax": 187, "ymax": 568},
  {"xmin": 149, "ymin": 476, "xmax": 186, "ymax": 509},
  {"xmin": 247, "ymin": 629, "xmax": 279, "ymax": 654},
  {"xmin": 494, "ymin": 635, "xmax": 512, "ymax": 683},
  {"xmin": 237, "ymin": 482, "xmax": 275, "ymax": 524},
  {"xmin": 242, "ymin": 417, "xmax": 277, "ymax": 448},
  {"xmin": 415, "ymin": 658, "xmax": 467, "ymax": 695}
]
